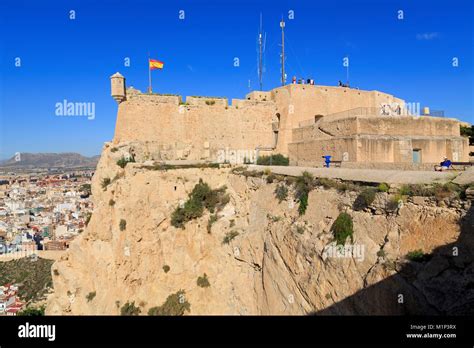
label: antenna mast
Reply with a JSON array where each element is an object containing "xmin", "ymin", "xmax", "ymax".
[
  {"xmin": 280, "ymin": 17, "xmax": 286, "ymax": 86},
  {"xmin": 258, "ymin": 13, "xmax": 265, "ymax": 91}
]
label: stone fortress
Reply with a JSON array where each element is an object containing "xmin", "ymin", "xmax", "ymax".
[{"xmin": 110, "ymin": 72, "xmax": 469, "ymax": 169}]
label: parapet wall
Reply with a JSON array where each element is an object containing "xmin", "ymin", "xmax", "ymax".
[{"xmin": 113, "ymin": 93, "xmax": 277, "ymax": 161}]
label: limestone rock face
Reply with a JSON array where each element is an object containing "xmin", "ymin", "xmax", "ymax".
[{"xmin": 46, "ymin": 145, "xmax": 473, "ymax": 315}]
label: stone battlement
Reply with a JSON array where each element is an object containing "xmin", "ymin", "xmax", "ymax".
[{"xmin": 110, "ymin": 72, "xmax": 469, "ymax": 166}]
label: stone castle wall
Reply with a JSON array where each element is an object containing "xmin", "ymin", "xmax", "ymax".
[
  {"xmin": 111, "ymin": 75, "xmax": 468, "ymax": 166},
  {"xmin": 113, "ymin": 93, "xmax": 277, "ymax": 161}
]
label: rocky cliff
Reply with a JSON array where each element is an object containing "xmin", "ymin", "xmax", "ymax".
[{"xmin": 46, "ymin": 143, "xmax": 474, "ymax": 315}]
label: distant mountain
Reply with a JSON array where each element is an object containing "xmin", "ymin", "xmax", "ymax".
[{"xmin": 0, "ymin": 152, "xmax": 99, "ymax": 169}]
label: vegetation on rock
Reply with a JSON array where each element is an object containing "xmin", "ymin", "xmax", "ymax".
[
  {"xmin": 331, "ymin": 212, "xmax": 354, "ymax": 246},
  {"xmin": 223, "ymin": 230, "xmax": 239, "ymax": 244},
  {"xmin": 120, "ymin": 301, "xmax": 141, "ymax": 315},
  {"xmin": 171, "ymin": 179, "xmax": 229, "ymax": 228},
  {"xmin": 256, "ymin": 154, "xmax": 289, "ymax": 166},
  {"xmin": 353, "ymin": 188, "xmax": 377, "ymax": 211},
  {"xmin": 0, "ymin": 257, "xmax": 53, "ymax": 303},
  {"xmin": 197, "ymin": 273, "xmax": 211, "ymax": 288},
  {"xmin": 147, "ymin": 290, "xmax": 190, "ymax": 316}
]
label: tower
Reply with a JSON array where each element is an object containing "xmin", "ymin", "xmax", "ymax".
[
  {"xmin": 110, "ymin": 72, "xmax": 126, "ymax": 103},
  {"xmin": 280, "ymin": 18, "xmax": 286, "ymax": 86}
]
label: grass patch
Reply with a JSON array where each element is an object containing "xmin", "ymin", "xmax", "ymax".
[
  {"xmin": 406, "ymin": 249, "xmax": 430, "ymax": 262},
  {"xmin": 377, "ymin": 183, "xmax": 390, "ymax": 192},
  {"xmin": 142, "ymin": 163, "xmax": 220, "ymax": 171},
  {"xmin": 331, "ymin": 213, "xmax": 354, "ymax": 246},
  {"xmin": 148, "ymin": 290, "xmax": 190, "ymax": 316},
  {"xmin": 223, "ymin": 230, "xmax": 239, "ymax": 244}
]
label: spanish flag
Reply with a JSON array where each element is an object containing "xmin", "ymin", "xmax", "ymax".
[{"xmin": 149, "ymin": 59, "xmax": 164, "ymax": 70}]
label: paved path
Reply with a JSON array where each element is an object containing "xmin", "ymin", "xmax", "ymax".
[{"xmin": 248, "ymin": 165, "xmax": 461, "ymax": 185}]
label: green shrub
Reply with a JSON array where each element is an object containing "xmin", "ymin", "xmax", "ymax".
[
  {"xmin": 266, "ymin": 173, "xmax": 276, "ymax": 183},
  {"xmin": 110, "ymin": 147, "xmax": 118, "ymax": 153},
  {"xmin": 17, "ymin": 306, "xmax": 45, "ymax": 316},
  {"xmin": 274, "ymin": 184, "xmax": 288, "ymax": 203},
  {"xmin": 294, "ymin": 172, "xmax": 314, "ymax": 215},
  {"xmin": 197, "ymin": 273, "xmax": 210, "ymax": 288},
  {"xmin": 298, "ymin": 194, "xmax": 308, "ymax": 215},
  {"xmin": 223, "ymin": 230, "xmax": 239, "ymax": 244},
  {"xmin": 406, "ymin": 249, "xmax": 429, "ymax": 262},
  {"xmin": 205, "ymin": 100, "xmax": 216, "ymax": 105},
  {"xmin": 376, "ymin": 249, "xmax": 386, "ymax": 258},
  {"xmin": 101, "ymin": 177, "xmax": 111, "ymax": 190},
  {"xmin": 148, "ymin": 290, "xmax": 190, "ymax": 316},
  {"xmin": 120, "ymin": 301, "xmax": 141, "ymax": 316},
  {"xmin": 109, "ymin": 199, "xmax": 115, "ymax": 206},
  {"xmin": 377, "ymin": 183, "xmax": 390, "ymax": 192},
  {"xmin": 353, "ymin": 188, "xmax": 377, "ymax": 211},
  {"xmin": 256, "ymin": 154, "xmax": 290, "ymax": 166},
  {"xmin": 119, "ymin": 219, "xmax": 127, "ymax": 231},
  {"xmin": 86, "ymin": 291, "xmax": 96, "ymax": 302},
  {"xmin": 117, "ymin": 155, "xmax": 135, "ymax": 168},
  {"xmin": 331, "ymin": 213, "xmax": 354, "ymax": 246},
  {"xmin": 171, "ymin": 179, "xmax": 229, "ymax": 228},
  {"xmin": 163, "ymin": 265, "xmax": 170, "ymax": 273}
]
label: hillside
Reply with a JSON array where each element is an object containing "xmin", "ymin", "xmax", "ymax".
[
  {"xmin": 0, "ymin": 152, "xmax": 99, "ymax": 169},
  {"xmin": 46, "ymin": 143, "xmax": 474, "ymax": 315}
]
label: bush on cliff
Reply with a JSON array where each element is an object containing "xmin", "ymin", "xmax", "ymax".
[
  {"xmin": 294, "ymin": 171, "xmax": 314, "ymax": 215},
  {"xmin": 116, "ymin": 155, "xmax": 135, "ymax": 168},
  {"xmin": 331, "ymin": 213, "xmax": 354, "ymax": 246},
  {"xmin": 148, "ymin": 290, "xmax": 190, "ymax": 316},
  {"xmin": 274, "ymin": 184, "xmax": 288, "ymax": 202},
  {"xmin": 256, "ymin": 154, "xmax": 289, "ymax": 166},
  {"xmin": 353, "ymin": 188, "xmax": 377, "ymax": 211},
  {"xmin": 171, "ymin": 179, "xmax": 229, "ymax": 228},
  {"xmin": 120, "ymin": 301, "xmax": 141, "ymax": 316}
]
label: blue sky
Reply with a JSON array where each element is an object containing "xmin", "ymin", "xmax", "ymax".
[{"xmin": 0, "ymin": 0, "xmax": 473, "ymax": 158}]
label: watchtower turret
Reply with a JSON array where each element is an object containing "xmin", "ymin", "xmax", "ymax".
[{"xmin": 110, "ymin": 72, "xmax": 126, "ymax": 103}]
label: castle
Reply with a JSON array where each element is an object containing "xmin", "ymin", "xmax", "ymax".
[{"xmin": 110, "ymin": 72, "xmax": 469, "ymax": 169}]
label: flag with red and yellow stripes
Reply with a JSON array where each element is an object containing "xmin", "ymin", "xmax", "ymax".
[{"xmin": 149, "ymin": 59, "xmax": 164, "ymax": 70}]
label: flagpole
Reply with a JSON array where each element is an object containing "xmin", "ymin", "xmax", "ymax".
[{"xmin": 148, "ymin": 54, "xmax": 152, "ymax": 94}]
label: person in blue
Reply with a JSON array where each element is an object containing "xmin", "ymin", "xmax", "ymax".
[
  {"xmin": 322, "ymin": 155, "xmax": 332, "ymax": 168},
  {"xmin": 435, "ymin": 157, "xmax": 453, "ymax": 171}
]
